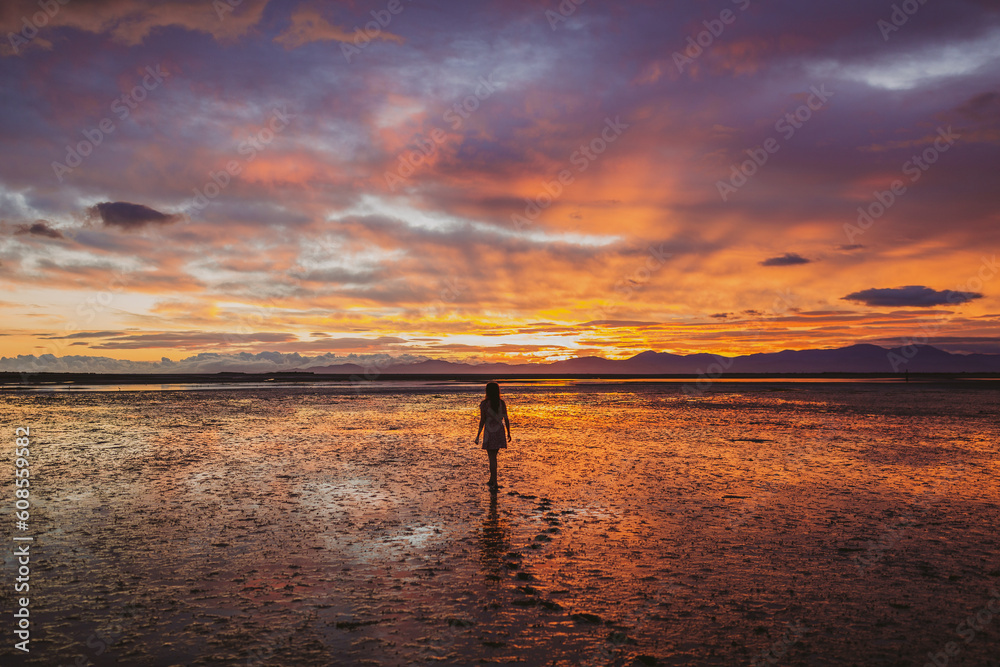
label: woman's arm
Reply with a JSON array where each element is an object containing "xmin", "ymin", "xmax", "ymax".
[
  {"xmin": 474, "ymin": 404, "xmax": 486, "ymax": 443},
  {"xmin": 504, "ymin": 402, "xmax": 511, "ymax": 440}
]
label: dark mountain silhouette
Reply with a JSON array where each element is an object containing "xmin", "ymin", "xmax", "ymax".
[{"xmin": 303, "ymin": 344, "xmax": 1000, "ymax": 375}]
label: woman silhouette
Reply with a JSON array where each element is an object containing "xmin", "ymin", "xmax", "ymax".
[{"xmin": 474, "ymin": 381, "xmax": 511, "ymax": 490}]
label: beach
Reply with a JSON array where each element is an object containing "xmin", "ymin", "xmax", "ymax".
[{"xmin": 1, "ymin": 380, "xmax": 998, "ymax": 665}]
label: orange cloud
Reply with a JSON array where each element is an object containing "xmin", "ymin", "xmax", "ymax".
[
  {"xmin": 0, "ymin": 0, "xmax": 268, "ymax": 55},
  {"xmin": 273, "ymin": 6, "xmax": 403, "ymax": 50}
]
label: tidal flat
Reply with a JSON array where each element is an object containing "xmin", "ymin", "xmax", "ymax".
[{"xmin": 1, "ymin": 380, "xmax": 998, "ymax": 665}]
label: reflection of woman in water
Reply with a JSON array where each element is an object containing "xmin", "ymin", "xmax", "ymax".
[
  {"xmin": 478, "ymin": 492, "xmax": 509, "ymax": 576},
  {"xmin": 474, "ymin": 381, "xmax": 511, "ymax": 491}
]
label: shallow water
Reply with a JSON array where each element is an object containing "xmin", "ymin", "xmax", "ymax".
[{"xmin": 1, "ymin": 381, "xmax": 999, "ymax": 665}]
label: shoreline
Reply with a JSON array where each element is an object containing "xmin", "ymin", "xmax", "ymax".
[{"xmin": 4, "ymin": 370, "xmax": 1000, "ymax": 388}]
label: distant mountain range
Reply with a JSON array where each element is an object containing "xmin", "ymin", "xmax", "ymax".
[{"xmin": 302, "ymin": 344, "xmax": 1000, "ymax": 375}]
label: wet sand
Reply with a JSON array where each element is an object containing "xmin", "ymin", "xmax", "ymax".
[{"xmin": 1, "ymin": 381, "xmax": 999, "ymax": 665}]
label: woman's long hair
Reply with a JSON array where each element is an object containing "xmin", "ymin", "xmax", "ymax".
[{"xmin": 485, "ymin": 382, "xmax": 501, "ymax": 412}]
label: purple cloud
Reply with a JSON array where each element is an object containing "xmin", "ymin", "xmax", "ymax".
[
  {"xmin": 761, "ymin": 253, "xmax": 811, "ymax": 266},
  {"xmin": 843, "ymin": 286, "xmax": 983, "ymax": 307},
  {"xmin": 14, "ymin": 220, "xmax": 63, "ymax": 238},
  {"xmin": 88, "ymin": 202, "xmax": 182, "ymax": 230}
]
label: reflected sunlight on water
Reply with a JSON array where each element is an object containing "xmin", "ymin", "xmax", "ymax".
[{"xmin": 0, "ymin": 381, "xmax": 998, "ymax": 665}]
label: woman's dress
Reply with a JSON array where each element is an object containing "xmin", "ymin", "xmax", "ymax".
[{"xmin": 481, "ymin": 400, "xmax": 507, "ymax": 450}]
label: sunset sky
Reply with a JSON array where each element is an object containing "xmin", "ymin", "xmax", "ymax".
[{"xmin": 1, "ymin": 0, "xmax": 999, "ymax": 372}]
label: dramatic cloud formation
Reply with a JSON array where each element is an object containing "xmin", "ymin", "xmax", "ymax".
[
  {"xmin": 843, "ymin": 286, "xmax": 984, "ymax": 307},
  {"xmin": 1, "ymin": 0, "xmax": 999, "ymax": 367}
]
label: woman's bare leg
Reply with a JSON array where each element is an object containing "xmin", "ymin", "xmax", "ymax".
[{"xmin": 487, "ymin": 449, "xmax": 498, "ymax": 487}]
